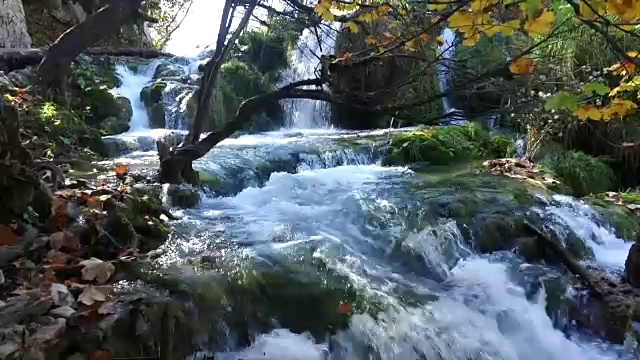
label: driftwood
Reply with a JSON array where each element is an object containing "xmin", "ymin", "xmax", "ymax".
[
  {"xmin": 524, "ymin": 220, "xmax": 638, "ymax": 344},
  {"xmin": 0, "ymin": 47, "xmax": 174, "ymax": 73}
]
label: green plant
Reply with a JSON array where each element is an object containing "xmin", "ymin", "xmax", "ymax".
[{"xmin": 541, "ymin": 150, "xmax": 616, "ymax": 197}]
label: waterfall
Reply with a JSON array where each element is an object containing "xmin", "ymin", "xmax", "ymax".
[
  {"xmin": 112, "ymin": 62, "xmax": 161, "ymax": 132},
  {"xmin": 279, "ymin": 25, "xmax": 338, "ymax": 129},
  {"xmin": 437, "ymin": 28, "xmax": 467, "ymax": 126}
]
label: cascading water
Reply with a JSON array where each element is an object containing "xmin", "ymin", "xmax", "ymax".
[
  {"xmin": 437, "ymin": 28, "xmax": 467, "ymax": 126},
  {"xmin": 113, "ymin": 62, "xmax": 161, "ymax": 131},
  {"xmin": 100, "ymin": 16, "xmax": 637, "ymax": 360},
  {"xmin": 279, "ymin": 24, "xmax": 339, "ymax": 129}
]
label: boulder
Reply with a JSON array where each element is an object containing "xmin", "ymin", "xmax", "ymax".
[
  {"xmin": 100, "ymin": 116, "xmax": 130, "ymax": 136},
  {"xmin": 152, "ymin": 63, "xmax": 184, "ymax": 80},
  {"xmin": 165, "ymin": 184, "xmax": 200, "ymax": 208},
  {"xmin": 114, "ymin": 96, "xmax": 133, "ymax": 122},
  {"xmin": 624, "ymin": 241, "xmax": 640, "ymax": 288},
  {"xmin": 149, "ymin": 103, "xmax": 166, "ymax": 129},
  {"xmin": 140, "ymin": 81, "xmax": 167, "ymax": 107}
]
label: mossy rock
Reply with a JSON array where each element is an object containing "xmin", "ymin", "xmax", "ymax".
[
  {"xmin": 587, "ymin": 197, "xmax": 640, "ymax": 240},
  {"xmin": 166, "ymin": 184, "xmax": 200, "ymax": 208},
  {"xmin": 382, "ymin": 123, "xmax": 491, "ymax": 166},
  {"xmin": 198, "ymin": 172, "xmax": 222, "ymax": 191},
  {"xmin": 540, "ymin": 150, "xmax": 616, "ymax": 197},
  {"xmin": 140, "ymin": 81, "xmax": 167, "ymax": 107},
  {"xmin": 149, "ymin": 103, "xmax": 166, "ymax": 129},
  {"xmin": 101, "ymin": 116, "xmax": 130, "ymax": 136},
  {"xmin": 153, "ymin": 63, "xmax": 183, "ymax": 80},
  {"xmin": 473, "ymin": 214, "xmax": 527, "ymax": 253}
]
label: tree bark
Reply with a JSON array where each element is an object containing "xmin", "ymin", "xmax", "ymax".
[
  {"xmin": 35, "ymin": 0, "xmax": 144, "ymax": 97},
  {"xmin": 0, "ymin": 0, "xmax": 32, "ymax": 48}
]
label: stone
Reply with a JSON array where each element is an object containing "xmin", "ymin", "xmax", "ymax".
[
  {"xmin": 624, "ymin": 241, "xmax": 640, "ymax": 288},
  {"xmin": 6, "ymin": 68, "xmax": 32, "ymax": 88},
  {"xmin": 101, "ymin": 116, "xmax": 130, "ymax": 136},
  {"xmin": 0, "ymin": 295, "xmax": 54, "ymax": 327},
  {"xmin": 165, "ymin": 184, "xmax": 201, "ymax": 209},
  {"xmin": 0, "ymin": 324, "xmax": 24, "ymax": 359},
  {"xmin": 149, "ymin": 103, "xmax": 166, "ymax": 129},
  {"xmin": 49, "ymin": 306, "xmax": 76, "ymax": 319},
  {"xmin": 0, "ymin": 0, "xmax": 32, "ymax": 48},
  {"xmin": 46, "ymin": 0, "xmax": 87, "ymax": 25},
  {"xmin": 0, "ymin": 247, "xmax": 20, "ymax": 267},
  {"xmin": 114, "ymin": 96, "xmax": 133, "ymax": 122},
  {"xmin": 153, "ymin": 63, "xmax": 183, "ymax": 80}
]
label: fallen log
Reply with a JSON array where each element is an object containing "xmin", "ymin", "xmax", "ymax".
[
  {"xmin": 0, "ymin": 47, "xmax": 174, "ymax": 73},
  {"xmin": 524, "ymin": 220, "xmax": 637, "ymax": 344}
]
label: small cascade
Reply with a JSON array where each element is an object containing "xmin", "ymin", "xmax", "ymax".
[
  {"xmin": 112, "ymin": 61, "xmax": 161, "ymax": 131},
  {"xmin": 279, "ymin": 25, "xmax": 338, "ymax": 129}
]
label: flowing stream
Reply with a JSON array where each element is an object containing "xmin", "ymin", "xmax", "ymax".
[{"xmin": 97, "ymin": 43, "xmax": 639, "ymax": 359}]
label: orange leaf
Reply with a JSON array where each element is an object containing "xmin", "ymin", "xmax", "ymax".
[
  {"xmin": 337, "ymin": 302, "xmax": 351, "ymax": 314},
  {"xmin": 436, "ymin": 36, "xmax": 445, "ymax": 47},
  {"xmin": 15, "ymin": 88, "xmax": 25, "ymax": 94},
  {"xmin": 118, "ymin": 185, "xmax": 128, "ymax": 193},
  {"xmin": 420, "ymin": 33, "xmax": 431, "ymax": 41},
  {"xmin": 48, "ymin": 231, "xmax": 80, "ymax": 251},
  {"xmin": 90, "ymin": 350, "xmax": 112, "ymax": 360},
  {"xmin": 86, "ymin": 196, "xmax": 103, "ymax": 210},
  {"xmin": 0, "ymin": 224, "xmax": 17, "ymax": 246},
  {"xmin": 509, "ymin": 57, "xmax": 535, "ymax": 75},
  {"xmin": 114, "ymin": 164, "xmax": 128, "ymax": 176}
]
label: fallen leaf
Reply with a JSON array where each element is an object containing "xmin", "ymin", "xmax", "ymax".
[
  {"xmin": 80, "ymin": 258, "xmax": 115, "ymax": 284},
  {"xmin": 48, "ymin": 231, "xmax": 80, "ymax": 252},
  {"xmin": 114, "ymin": 164, "xmax": 128, "ymax": 176},
  {"xmin": 78, "ymin": 285, "xmax": 113, "ymax": 306},
  {"xmin": 0, "ymin": 225, "xmax": 17, "ymax": 246},
  {"xmin": 46, "ymin": 249, "xmax": 69, "ymax": 266},
  {"xmin": 337, "ymin": 302, "xmax": 351, "ymax": 314},
  {"xmin": 47, "ymin": 198, "xmax": 69, "ymax": 231},
  {"xmin": 86, "ymin": 196, "xmax": 103, "ymax": 210},
  {"xmin": 509, "ymin": 58, "xmax": 535, "ymax": 75},
  {"xmin": 90, "ymin": 350, "xmax": 112, "ymax": 360},
  {"xmin": 50, "ymin": 305, "xmax": 76, "ymax": 318},
  {"xmin": 51, "ymin": 283, "xmax": 75, "ymax": 306}
]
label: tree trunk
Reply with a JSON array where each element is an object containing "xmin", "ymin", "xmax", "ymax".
[
  {"xmin": 35, "ymin": 0, "xmax": 144, "ymax": 97},
  {"xmin": 0, "ymin": 0, "xmax": 32, "ymax": 48}
]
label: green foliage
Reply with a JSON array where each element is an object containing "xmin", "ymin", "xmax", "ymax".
[
  {"xmin": 220, "ymin": 60, "xmax": 264, "ymax": 100},
  {"xmin": 488, "ymin": 134, "xmax": 517, "ymax": 158},
  {"xmin": 586, "ymin": 196, "xmax": 640, "ymax": 240},
  {"xmin": 541, "ymin": 150, "xmax": 616, "ymax": 197},
  {"xmin": 544, "ymin": 91, "xmax": 578, "ymax": 112},
  {"xmin": 238, "ymin": 30, "xmax": 291, "ymax": 76},
  {"xmin": 71, "ymin": 55, "xmax": 121, "ymax": 90}
]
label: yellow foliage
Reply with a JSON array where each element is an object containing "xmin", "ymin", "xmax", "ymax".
[
  {"xmin": 447, "ymin": 11, "xmax": 475, "ymax": 32},
  {"xmin": 428, "ymin": 2, "xmax": 448, "ymax": 11},
  {"xmin": 574, "ymin": 104, "xmax": 602, "ymax": 120},
  {"xmin": 314, "ymin": 0, "xmax": 335, "ymax": 21},
  {"xmin": 524, "ymin": 8, "xmax": 556, "ymax": 35},
  {"xmin": 435, "ymin": 36, "xmax": 445, "ymax": 47},
  {"xmin": 470, "ymin": 0, "xmax": 499, "ymax": 12},
  {"xmin": 509, "ymin": 57, "xmax": 535, "ymax": 75},
  {"xmin": 606, "ymin": 0, "xmax": 640, "ymax": 22},
  {"xmin": 366, "ymin": 35, "xmax": 378, "ymax": 46},
  {"xmin": 345, "ymin": 21, "xmax": 359, "ymax": 33},
  {"xmin": 601, "ymin": 98, "xmax": 637, "ymax": 120},
  {"xmin": 377, "ymin": 4, "xmax": 392, "ymax": 15},
  {"xmin": 578, "ymin": 0, "xmax": 605, "ymax": 19},
  {"xmin": 462, "ymin": 32, "xmax": 481, "ymax": 46},
  {"xmin": 358, "ymin": 11, "xmax": 380, "ymax": 22}
]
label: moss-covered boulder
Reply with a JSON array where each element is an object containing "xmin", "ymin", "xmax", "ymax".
[
  {"xmin": 153, "ymin": 63, "xmax": 183, "ymax": 80},
  {"xmin": 140, "ymin": 81, "xmax": 167, "ymax": 108},
  {"xmin": 586, "ymin": 197, "xmax": 640, "ymax": 240},
  {"xmin": 382, "ymin": 123, "xmax": 495, "ymax": 166},
  {"xmin": 101, "ymin": 116, "xmax": 130, "ymax": 135},
  {"xmin": 165, "ymin": 184, "xmax": 201, "ymax": 208}
]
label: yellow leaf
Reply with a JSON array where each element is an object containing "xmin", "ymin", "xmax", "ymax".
[
  {"xmin": 470, "ymin": 0, "xmax": 498, "ymax": 12},
  {"xmin": 366, "ymin": 35, "xmax": 378, "ymax": 45},
  {"xmin": 377, "ymin": 4, "xmax": 392, "ymax": 15},
  {"xmin": 509, "ymin": 58, "xmax": 535, "ymax": 75},
  {"xmin": 314, "ymin": 0, "xmax": 335, "ymax": 21},
  {"xmin": 448, "ymin": 11, "xmax": 475, "ymax": 32},
  {"xmin": 574, "ymin": 104, "xmax": 602, "ymax": 121},
  {"xmin": 345, "ymin": 21, "xmax": 359, "ymax": 33},
  {"xmin": 610, "ymin": 52, "xmax": 639, "ymax": 76},
  {"xmin": 420, "ymin": 33, "xmax": 432, "ymax": 41},
  {"xmin": 579, "ymin": 0, "xmax": 605, "ymax": 19},
  {"xmin": 601, "ymin": 98, "xmax": 637, "ymax": 120},
  {"xmin": 405, "ymin": 38, "xmax": 420, "ymax": 51},
  {"xmin": 524, "ymin": 8, "xmax": 555, "ymax": 35},
  {"xmin": 462, "ymin": 32, "xmax": 481, "ymax": 46},
  {"xmin": 436, "ymin": 36, "xmax": 445, "ymax": 47}
]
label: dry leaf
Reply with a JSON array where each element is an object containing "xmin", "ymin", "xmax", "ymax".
[
  {"xmin": 78, "ymin": 285, "xmax": 113, "ymax": 306},
  {"xmin": 80, "ymin": 258, "xmax": 115, "ymax": 284},
  {"xmin": 48, "ymin": 231, "xmax": 80, "ymax": 251},
  {"xmin": 90, "ymin": 350, "xmax": 112, "ymax": 360},
  {"xmin": 86, "ymin": 196, "xmax": 103, "ymax": 210},
  {"xmin": 114, "ymin": 164, "xmax": 128, "ymax": 176},
  {"xmin": 0, "ymin": 225, "xmax": 17, "ymax": 246},
  {"xmin": 50, "ymin": 283, "xmax": 75, "ymax": 307},
  {"xmin": 46, "ymin": 249, "xmax": 69, "ymax": 266}
]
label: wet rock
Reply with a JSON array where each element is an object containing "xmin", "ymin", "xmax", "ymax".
[
  {"xmin": 24, "ymin": 317, "xmax": 66, "ymax": 354},
  {"xmin": 101, "ymin": 137, "xmax": 139, "ymax": 157},
  {"xmin": 6, "ymin": 68, "xmax": 32, "ymax": 88},
  {"xmin": 153, "ymin": 63, "xmax": 183, "ymax": 80},
  {"xmin": 165, "ymin": 184, "xmax": 200, "ymax": 208},
  {"xmin": 140, "ymin": 81, "xmax": 167, "ymax": 107},
  {"xmin": 114, "ymin": 96, "xmax": 133, "ymax": 121},
  {"xmin": 0, "ymin": 325, "xmax": 24, "ymax": 359},
  {"xmin": 474, "ymin": 214, "xmax": 526, "ymax": 253},
  {"xmin": 100, "ymin": 116, "xmax": 130, "ymax": 136},
  {"xmin": 0, "ymin": 247, "xmax": 21, "ymax": 267},
  {"xmin": 624, "ymin": 241, "xmax": 640, "ymax": 288},
  {"xmin": 49, "ymin": 306, "xmax": 76, "ymax": 319},
  {"xmin": 149, "ymin": 103, "xmax": 166, "ymax": 129},
  {"xmin": 0, "ymin": 295, "xmax": 53, "ymax": 327}
]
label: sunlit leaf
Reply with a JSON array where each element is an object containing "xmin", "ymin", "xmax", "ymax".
[
  {"xmin": 509, "ymin": 58, "xmax": 535, "ymax": 75},
  {"xmin": 524, "ymin": 8, "xmax": 555, "ymax": 35},
  {"xmin": 582, "ymin": 82, "xmax": 611, "ymax": 95},
  {"xmin": 574, "ymin": 104, "xmax": 602, "ymax": 120},
  {"xmin": 544, "ymin": 91, "xmax": 579, "ymax": 111},
  {"xmin": 345, "ymin": 21, "xmax": 359, "ymax": 33}
]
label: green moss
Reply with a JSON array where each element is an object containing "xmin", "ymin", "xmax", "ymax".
[
  {"xmin": 540, "ymin": 151, "xmax": 616, "ymax": 197},
  {"xmin": 140, "ymin": 81, "xmax": 167, "ymax": 107},
  {"xmin": 220, "ymin": 60, "xmax": 264, "ymax": 99},
  {"xmin": 383, "ymin": 123, "xmax": 492, "ymax": 166},
  {"xmin": 586, "ymin": 196, "xmax": 640, "ymax": 240}
]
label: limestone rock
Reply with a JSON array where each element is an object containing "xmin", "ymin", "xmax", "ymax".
[
  {"xmin": 46, "ymin": 0, "xmax": 87, "ymax": 25},
  {"xmin": 0, "ymin": 0, "xmax": 32, "ymax": 48}
]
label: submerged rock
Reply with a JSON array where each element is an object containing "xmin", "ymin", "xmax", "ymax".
[
  {"xmin": 625, "ymin": 241, "xmax": 640, "ymax": 288},
  {"xmin": 165, "ymin": 184, "xmax": 200, "ymax": 208},
  {"xmin": 149, "ymin": 103, "xmax": 166, "ymax": 129}
]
